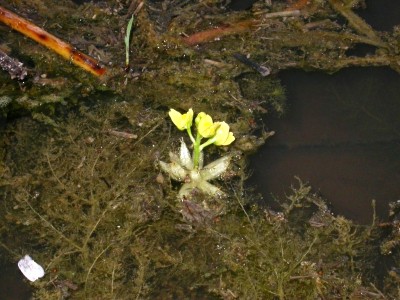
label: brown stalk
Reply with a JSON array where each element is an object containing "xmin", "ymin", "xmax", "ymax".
[
  {"xmin": 0, "ymin": 6, "xmax": 106, "ymax": 76},
  {"xmin": 182, "ymin": 19, "xmax": 258, "ymax": 46},
  {"xmin": 182, "ymin": 5, "xmax": 303, "ymax": 46}
]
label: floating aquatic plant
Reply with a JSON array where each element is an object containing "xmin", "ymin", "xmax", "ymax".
[{"xmin": 160, "ymin": 108, "xmax": 235, "ymax": 200}]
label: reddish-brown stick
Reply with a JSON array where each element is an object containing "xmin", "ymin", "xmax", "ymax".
[
  {"xmin": 182, "ymin": 20, "xmax": 258, "ymax": 46},
  {"xmin": 182, "ymin": 1, "xmax": 308, "ymax": 46},
  {"xmin": 0, "ymin": 5, "xmax": 106, "ymax": 76}
]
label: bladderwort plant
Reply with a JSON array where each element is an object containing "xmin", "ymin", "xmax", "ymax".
[{"xmin": 160, "ymin": 108, "xmax": 235, "ymax": 199}]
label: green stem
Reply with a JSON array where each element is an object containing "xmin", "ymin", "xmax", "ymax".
[
  {"xmin": 192, "ymin": 133, "xmax": 202, "ymax": 169},
  {"xmin": 199, "ymin": 137, "xmax": 216, "ymax": 152},
  {"xmin": 186, "ymin": 127, "xmax": 195, "ymax": 144}
]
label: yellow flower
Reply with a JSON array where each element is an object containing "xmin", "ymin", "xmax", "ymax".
[
  {"xmin": 213, "ymin": 122, "xmax": 235, "ymax": 146},
  {"xmin": 169, "ymin": 108, "xmax": 193, "ymax": 130},
  {"xmin": 195, "ymin": 112, "xmax": 218, "ymax": 138}
]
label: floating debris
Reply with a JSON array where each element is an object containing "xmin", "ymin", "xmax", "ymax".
[
  {"xmin": 0, "ymin": 48, "xmax": 27, "ymax": 80},
  {"xmin": 233, "ymin": 53, "xmax": 270, "ymax": 76},
  {"xmin": 17, "ymin": 255, "xmax": 45, "ymax": 282}
]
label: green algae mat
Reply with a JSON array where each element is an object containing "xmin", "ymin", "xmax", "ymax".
[{"xmin": 0, "ymin": 1, "xmax": 400, "ymax": 298}]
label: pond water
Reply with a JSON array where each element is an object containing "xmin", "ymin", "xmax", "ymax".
[
  {"xmin": 248, "ymin": 0, "xmax": 400, "ymax": 224},
  {"xmin": 357, "ymin": 0, "xmax": 400, "ymax": 31},
  {"xmin": 0, "ymin": 260, "xmax": 31, "ymax": 300},
  {"xmin": 249, "ymin": 67, "xmax": 400, "ymax": 224}
]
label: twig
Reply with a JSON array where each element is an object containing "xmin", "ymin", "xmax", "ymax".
[
  {"xmin": 0, "ymin": 6, "xmax": 106, "ymax": 76},
  {"xmin": 182, "ymin": 9, "xmax": 301, "ymax": 46},
  {"xmin": 182, "ymin": 20, "xmax": 257, "ymax": 46},
  {"xmin": 108, "ymin": 129, "xmax": 138, "ymax": 139},
  {"xmin": 111, "ymin": 264, "xmax": 116, "ymax": 297},
  {"xmin": 233, "ymin": 53, "xmax": 270, "ymax": 76},
  {"xmin": 262, "ymin": 10, "xmax": 301, "ymax": 18}
]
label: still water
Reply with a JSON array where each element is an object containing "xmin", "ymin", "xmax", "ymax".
[
  {"xmin": 249, "ymin": 68, "xmax": 400, "ymax": 224},
  {"xmin": 246, "ymin": 0, "xmax": 400, "ymax": 224}
]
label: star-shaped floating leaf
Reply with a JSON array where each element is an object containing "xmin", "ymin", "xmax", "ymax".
[{"xmin": 159, "ymin": 140, "xmax": 230, "ymax": 199}]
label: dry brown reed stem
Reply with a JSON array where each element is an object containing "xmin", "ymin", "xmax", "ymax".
[
  {"xmin": 182, "ymin": 8, "xmax": 301, "ymax": 46},
  {"xmin": 182, "ymin": 19, "xmax": 258, "ymax": 46},
  {"xmin": 0, "ymin": 5, "xmax": 106, "ymax": 76}
]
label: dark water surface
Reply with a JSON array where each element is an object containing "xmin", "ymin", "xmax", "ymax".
[
  {"xmin": 0, "ymin": 260, "xmax": 31, "ymax": 300},
  {"xmin": 249, "ymin": 68, "xmax": 400, "ymax": 223},
  {"xmin": 248, "ymin": 0, "xmax": 400, "ymax": 224},
  {"xmin": 358, "ymin": 0, "xmax": 400, "ymax": 31}
]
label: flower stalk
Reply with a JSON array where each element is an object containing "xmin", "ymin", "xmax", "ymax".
[
  {"xmin": 161, "ymin": 108, "xmax": 235, "ymax": 199},
  {"xmin": 168, "ymin": 108, "xmax": 234, "ymax": 170}
]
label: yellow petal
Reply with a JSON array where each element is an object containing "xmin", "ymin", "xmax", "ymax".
[
  {"xmin": 184, "ymin": 108, "xmax": 194, "ymax": 127},
  {"xmin": 195, "ymin": 112, "xmax": 206, "ymax": 127},
  {"xmin": 169, "ymin": 108, "xmax": 193, "ymax": 130},
  {"xmin": 223, "ymin": 132, "xmax": 235, "ymax": 145},
  {"xmin": 196, "ymin": 112, "xmax": 218, "ymax": 138},
  {"xmin": 213, "ymin": 122, "xmax": 235, "ymax": 146}
]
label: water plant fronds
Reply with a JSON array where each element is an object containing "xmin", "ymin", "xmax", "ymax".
[
  {"xmin": 328, "ymin": 0, "xmax": 386, "ymax": 47},
  {"xmin": 1, "ymin": 1, "xmax": 400, "ymax": 298},
  {"xmin": 1, "ymin": 96, "xmax": 398, "ymax": 298},
  {"xmin": 0, "ymin": 5, "xmax": 106, "ymax": 76}
]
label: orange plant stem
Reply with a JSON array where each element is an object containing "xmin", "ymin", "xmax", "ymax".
[
  {"xmin": 182, "ymin": 20, "xmax": 258, "ymax": 46},
  {"xmin": 0, "ymin": 6, "xmax": 106, "ymax": 76},
  {"xmin": 182, "ymin": 1, "xmax": 309, "ymax": 47}
]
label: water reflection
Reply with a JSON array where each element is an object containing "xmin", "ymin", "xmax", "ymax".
[{"xmin": 249, "ymin": 68, "xmax": 400, "ymax": 224}]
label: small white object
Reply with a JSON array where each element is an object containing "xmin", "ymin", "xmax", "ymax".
[{"xmin": 17, "ymin": 255, "xmax": 45, "ymax": 282}]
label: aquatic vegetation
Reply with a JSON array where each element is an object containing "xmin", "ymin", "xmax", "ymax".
[
  {"xmin": 124, "ymin": 15, "xmax": 135, "ymax": 68},
  {"xmin": 0, "ymin": 1, "xmax": 400, "ymax": 299},
  {"xmin": 0, "ymin": 104, "xmax": 398, "ymax": 299},
  {"xmin": 160, "ymin": 108, "xmax": 234, "ymax": 200}
]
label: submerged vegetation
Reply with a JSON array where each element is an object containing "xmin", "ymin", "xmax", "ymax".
[{"xmin": 0, "ymin": 0, "xmax": 399, "ymax": 298}]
